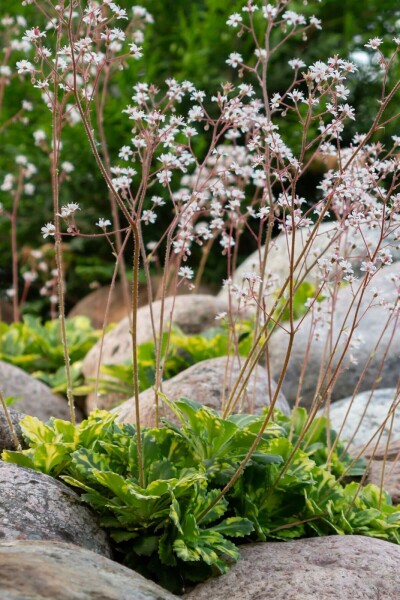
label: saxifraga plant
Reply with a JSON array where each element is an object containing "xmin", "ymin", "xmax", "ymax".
[
  {"xmin": 4, "ymin": 398, "xmax": 398, "ymax": 594},
  {"xmin": 1, "ymin": 0, "xmax": 400, "ymax": 593}
]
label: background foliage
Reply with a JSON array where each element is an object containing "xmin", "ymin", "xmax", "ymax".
[{"xmin": 1, "ymin": 0, "xmax": 400, "ymax": 316}]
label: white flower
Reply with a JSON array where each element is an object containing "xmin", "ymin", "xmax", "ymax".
[
  {"xmin": 16, "ymin": 60, "xmax": 35, "ymax": 74},
  {"xmin": 215, "ymin": 311, "xmax": 227, "ymax": 320},
  {"xmin": 360, "ymin": 261, "xmax": 377, "ymax": 274},
  {"xmin": 22, "ymin": 100, "xmax": 33, "ymax": 111},
  {"xmin": 129, "ymin": 43, "xmax": 143, "ymax": 59},
  {"xmin": 262, "ymin": 4, "xmax": 278, "ymax": 19},
  {"xmin": 288, "ymin": 58, "xmax": 306, "ymax": 70},
  {"xmin": 226, "ymin": 13, "xmax": 242, "ymax": 28},
  {"xmin": 0, "ymin": 66, "xmax": 11, "ymax": 77},
  {"xmin": 226, "ymin": 52, "xmax": 242, "ymax": 68},
  {"xmin": 141, "ymin": 209, "xmax": 157, "ymax": 224},
  {"xmin": 283, "ymin": 10, "xmax": 306, "ymax": 27},
  {"xmin": 41, "ymin": 222, "xmax": 56, "ymax": 238},
  {"xmin": 118, "ymin": 145, "xmax": 133, "ymax": 160},
  {"xmin": 1, "ymin": 174, "xmax": 14, "ymax": 191},
  {"xmin": 96, "ymin": 218, "xmax": 111, "ymax": 229},
  {"xmin": 309, "ymin": 16, "xmax": 322, "ymax": 29},
  {"xmin": 16, "ymin": 155, "xmax": 27, "ymax": 165},
  {"xmin": 178, "ymin": 266, "xmax": 194, "ymax": 279},
  {"xmin": 22, "ymin": 27, "xmax": 46, "ymax": 42},
  {"xmin": 365, "ymin": 37, "xmax": 383, "ymax": 50},
  {"xmin": 151, "ymin": 195, "xmax": 165, "ymax": 206},
  {"xmin": 57, "ymin": 203, "xmax": 80, "ymax": 218},
  {"xmin": 257, "ymin": 206, "xmax": 270, "ymax": 219},
  {"xmin": 61, "ymin": 161, "xmax": 74, "ymax": 173},
  {"xmin": 22, "ymin": 270, "xmax": 38, "ymax": 283},
  {"xmin": 24, "ymin": 183, "xmax": 35, "ymax": 195}
]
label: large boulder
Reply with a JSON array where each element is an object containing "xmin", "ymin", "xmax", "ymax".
[
  {"xmin": 320, "ymin": 388, "xmax": 400, "ymax": 449},
  {"xmin": 68, "ymin": 282, "xmax": 132, "ymax": 329},
  {"xmin": 219, "ymin": 221, "xmax": 400, "ymax": 311},
  {"xmin": 0, "ymin": 540, "xmax": 178, "ymax": 600},
  {"xmin": 268, "ymin": 263, "xmax": 400, "ymax": 407},
  {"xmin": 0, "ymin": 462, "xmax": 111, "ymax": 557},
  {"xmin": 68, "ymin": 279, "xmax": 218, "ymax": 329},
  {"xmin": 113, "ymin": 356, "xmax": 290, "ymax": 426},
  {"xmin": 184, "ymin": 536, "xmax": 400, "ymax": 600},
  {"xmin": 83, "ymin": 294, "xmax": 229, "ymax": 411},
  {"xmin": 0, "ymin": 361, "xmax": 82, "ymax": 421}
]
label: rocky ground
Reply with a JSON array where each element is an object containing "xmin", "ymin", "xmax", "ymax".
[{"xmin": 1, "ymin": 223, "xmax": 400, "ymax": 598}]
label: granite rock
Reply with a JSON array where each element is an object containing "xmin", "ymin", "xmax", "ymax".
[
  {"xmin": 268, "ymin": 263, "xmax": 400, "ymax": 407},
  {"xmin": 83, "ymin": 294, "xmax": 229, "ymax": 412},
  {"xmin": 320, "ymin": 388, "xmax": 400, "ymax": 449},
  {"xmin": 114, "ymin": 356, "xmax": 290, "ymax": 426},
  {"xmin": 184, "ymin": 536, "xmax": 400, "ymax": 600},
  {"xmin": 0, "ymin": 462, "xmax": 111, "ymax": 556},
  {"xmin": 0, "ymin": 361, "xmax": 82, "ymax": 421},
  {"xmin": 0, "ymin": 540, "xmax": 178, "ymax": 600},
  {"xmin": 219, "ymin": 221, "xmax": 400, "ymax": 311},
  {"xmin": 0, "ymin": 409, "xmax": 26, "ymax": 452}
]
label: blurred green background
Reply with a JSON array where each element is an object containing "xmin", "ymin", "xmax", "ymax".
[{"xmin": 1, "ymin": 0, "xmax": 399, "ymax": 317}]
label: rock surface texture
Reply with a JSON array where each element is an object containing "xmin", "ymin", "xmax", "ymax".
[
  {"xmin": 0, "ymin": 462, "xmax": 111, "ymax": 556},
  {"xmin": 68, "ymin": 279, "xmax": 217, "ymax": 329},
  {"xmin": 0, "ymin": 409, "xmax": 26, "ymax": 452},
  {"xmin": 0, "ymin": 540, "xmax": 178, "ymax": 600},
  {"xmin": 268, "ymin": 263, "xmax": 400, "ymax": 407},
  {"xmin": 114, "ymin": 356, "xmax": 290, "ymax": 426},
  {"xmin": 184, "ymin": 536, "xmax": 400, "ymax": 600},
  {"xmin": 218, "ymin": 221, "xmax": 400, "ymax": 311},
  {"xmin": 320, "ymin": 388, "xmax": 400, "ymax": 449},
  {"xmin": 0, "ymin": 361, "xmax": 81, "ymax": 421},
  {"xmin": 83, "ymin": 294, "xmax": 229, "ymax": 411},
  {"xmin": 357, "ymin": 441, "xmax": 400, "ymax": 504}
]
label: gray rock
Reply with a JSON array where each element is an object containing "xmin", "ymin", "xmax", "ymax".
[
  {"xmin": 0, "ymin": 462, "xmax": 111, "ymax": 556},
  {"xmin": 268, "ymin": 262, "xmax": 400, "ymax": 407},
  {"xmin": 320, "ymin": 388, "xmax": 400, "ymax": 449},
  {"xmin": 0, "ymin": 361, "xmax": 82, "ymax": 421},
  {"xmin": 68, "ymin": 278, "xmax": 218, "ymax": 329},
  {"xmin": 368, "ymin": 459, "xmax": 400, "ymax": 504},
  {"xmin": 0, "ymin": 409, "xmax": 26, "ymax": 452},
  {"xmin": 0, "ymin": 540, "xmax": 178, "ymax": 600},
  {"xmin": 353, "ymin": 440, "xmax": 400, "ymax": 504},
  {"xmin": 184, "ymin": 536, "xmax": 400, "ymax": 600},
  {"xmin": 0, "ymin": 300, "xmax": 13, "ymax": 324},
  {"xmin": 219, "ymin": 221, "xmax": 400, "ymax": 311},
  {"xmin": 114, "ymin": 356, "xmax": 290, "ymax": 427},
  {"xmin": 83, "ymin": 294, "xmax": 229, "ymax": 412}
]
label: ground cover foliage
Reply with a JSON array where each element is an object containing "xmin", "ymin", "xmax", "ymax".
[
  {"xmin": 0, "ymin": 315, "xmax": 101, "ymax": 395},
  {"xmin": 4, "ymin": 398, "xmax": 399, "ymax": 594}
]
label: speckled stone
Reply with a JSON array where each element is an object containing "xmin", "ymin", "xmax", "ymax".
[
  {"xmin": 319, "ymin": 388, "xmax": 400, "ymax": 449},
  {"xmin": 0, "ymin": 361, "xmax": 82, "ymax": 421},
  {"xmin": 83, "ymin": 294, "xmax": 230, "ymax": 412},
  {"xmin": 0, "ymin": 462, "xmax": 111, "ymax": 556},
  {"xmin": 218, "ymin": 221, "xmax": 400, "ymax": 312},
  {"xmin": 368, "ymin": 460, "xmax": 400, "ymax": 504},
  {"xmin": 0, "ymin": 409, "xmax": 26, "ymax": 452},
  {"xmin": 0, "ymin": 540, "xmax": 178, "ymax": 600},
  {"xmin": 268, "ymin": 263, "xmax": 400, "ymax": 407},
  {"xmin": 184, "ymin": 536, "xmax": 400, "ymax": 600},
  {"xmin": 114, "ymin": 356, "xmax": 290, "ymax": 427}
]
